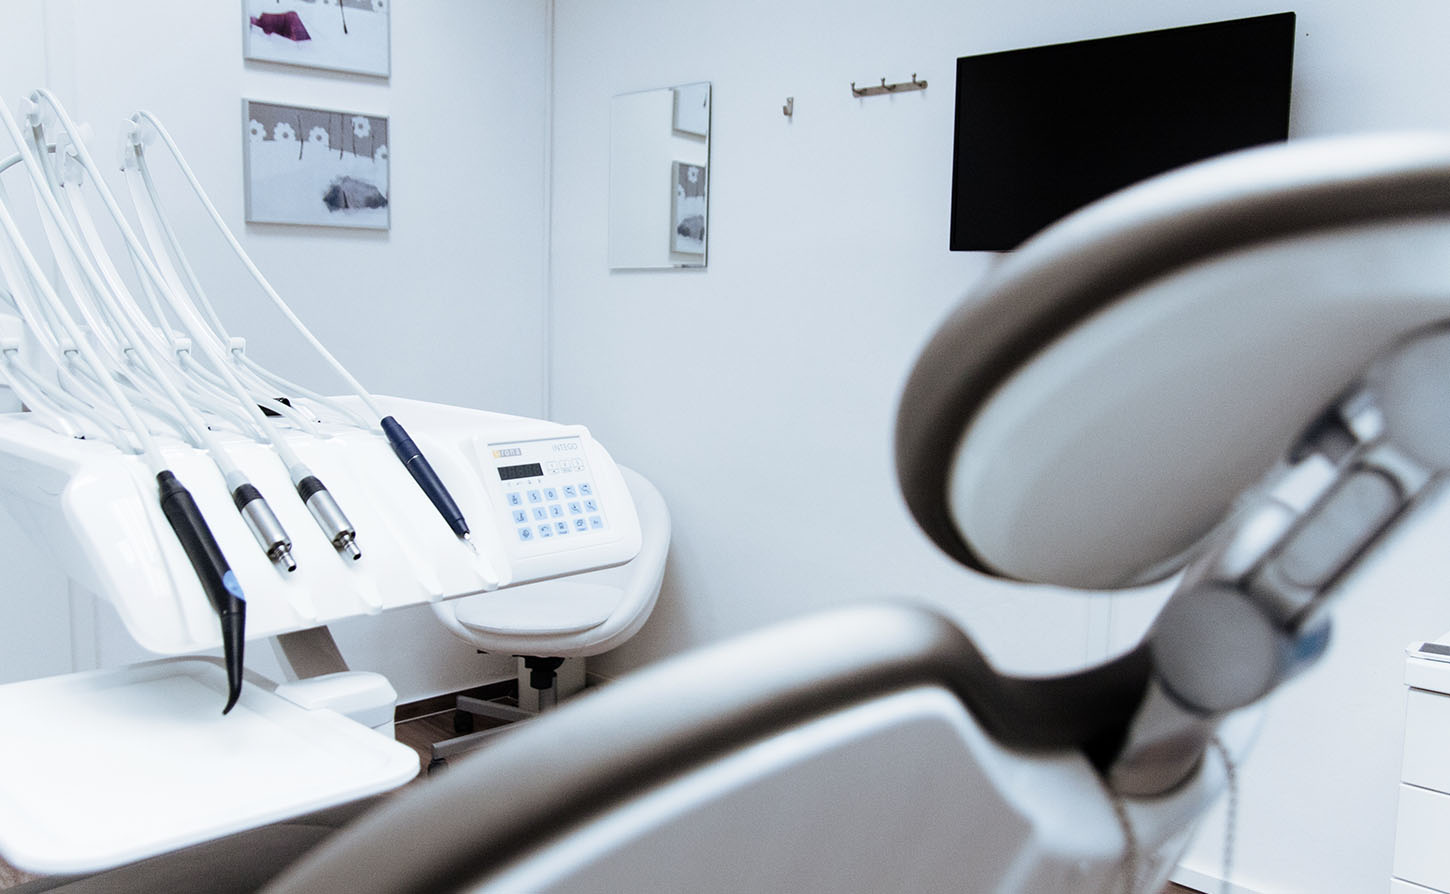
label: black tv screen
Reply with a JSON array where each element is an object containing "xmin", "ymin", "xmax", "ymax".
[{"xmin": 949, "ymin": 13, "xmax": 1296, "ymax": 251}]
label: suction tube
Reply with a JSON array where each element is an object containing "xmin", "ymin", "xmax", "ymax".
[{"xmin": 157, "ymin": 471, "xmax": 246, "ymax": 713}]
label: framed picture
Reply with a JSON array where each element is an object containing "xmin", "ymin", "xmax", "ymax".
[
  {"xmin": 244, "ymin": 0, "xmax": 391, "ymax": 78},
  {"xmin": 671, "ymin": 161, "xmax": 706, "ymax": 255},
  {"xmin": 672, "ymin": 83, "xmax": 710, "ymax": 136},
  {"xmin": 244, "ymin": 100, "xmax": 390, "ymax": 229}
]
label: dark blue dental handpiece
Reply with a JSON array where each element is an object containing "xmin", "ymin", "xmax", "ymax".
[
  {"xmin": 157, "ymin": 470, "xmax": 246, "ymax": 713},
  {"xmin": 380, "ymin": 415, "xmax": 471, "ymax": 540}
]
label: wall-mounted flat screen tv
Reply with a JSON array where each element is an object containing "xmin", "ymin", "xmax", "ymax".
[{"xmin": 950, "ymin": 12, "xmax": 1296, "ymax": 252}]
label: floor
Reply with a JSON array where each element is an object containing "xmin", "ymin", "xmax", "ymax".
[{"xmin": 0, "ymin": 703, "xmax": 1207, "ymax": 892}]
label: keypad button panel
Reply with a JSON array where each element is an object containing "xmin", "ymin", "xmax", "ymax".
[{"xmin": 491, "ymin": 436, "xmax": 610, "ymax": 547}]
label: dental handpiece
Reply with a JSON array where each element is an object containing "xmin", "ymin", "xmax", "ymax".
[
  {"xmin": 381, "ymin": 415, "xmax": 471, "ymax": 541},
  {"xmin": 156, "ymin": 470, "xmax": 246, "ymax": 713}
]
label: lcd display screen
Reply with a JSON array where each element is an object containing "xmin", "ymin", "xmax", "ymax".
[
  {"xmin": 950, "ymin": 13, "xmax": 1295, "ymax": 251},
  {"xmin": 498, "ymin": 463, "xmax": 544, "ymax": 481}
]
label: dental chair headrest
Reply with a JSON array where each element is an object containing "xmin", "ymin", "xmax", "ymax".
[{"xmin": 896, "ymin": 133, "xmax": 1450, "ymax": 590}]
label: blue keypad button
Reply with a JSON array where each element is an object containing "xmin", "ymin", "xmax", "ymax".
[
  {"xmin": 518, "ymin": 527, "xmax": 533, "ymax": 542},
  {"xmin": 589, "ymin": 516, "xmax": 604, "ymax": 530},
  {"xmin": 543, "ymin": 488, "xmax": 558, "ymax": 501},
  {"xmin": 512, "ymin": 510, "xmax": 527, "ymax": 524},
  {"xmin": 533, "ymin": 507, "xmax": 548, "ymax": 521},
  {"xmin": 538, "ymin": 525, "xmax": 553, "ymax": 538},
  {"xmin": 507, "ymin": 492, "xmax": 523, "ymax": 507},
  {"xmin": 562, "ymin": 485, "xmax": 577, "ymax": 498},
  {"xmin": 583, "ymin": 499, "xmax": 599, "ymax": 513},
  {"xmin": 573, "ymin": 517, "xmax": 587, "ymax": 531},
  {"xmin": 579, "ymin": 482, "xmax": 593, "ymax": 496},
  {"xmin": 555, "ymin": 521, "xmax": 569, "ymax": 535},
  {"xmin": 568, "ymin": 501, "xmax": 583, "ymax": 515},
  {"xmin": 527, "ymin": 490, "xmax": 542, "ymax": 504},
  {"xmin": 550, "ymin": 504, "xmax": 564, "ymax": 518}
]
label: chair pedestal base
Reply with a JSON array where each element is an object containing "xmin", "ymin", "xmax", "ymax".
[{"xmin": 428, "ymin": 657, "xmax": 587, "ymax": 770}]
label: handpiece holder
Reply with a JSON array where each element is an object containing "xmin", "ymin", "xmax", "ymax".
[
  {"xmin": 0, "ymin": 397, "xmax": 644, "ymax": 659},
  {"xmin": 155, "ymin": 470, "xmax": 246, "ymax": 713}
]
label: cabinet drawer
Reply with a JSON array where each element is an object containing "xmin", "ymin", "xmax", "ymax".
[
  {"xmin": 1395, "ymin": 784, "xmax": 1450, "ymax": 891},
  {"xmin": 1404, "ymin": 688, "xmax": 1450, "ymax": 792}
]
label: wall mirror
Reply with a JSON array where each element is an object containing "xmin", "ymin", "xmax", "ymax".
[{"xmin": 609, "ymin": 82, "xmax": 711, "ymax": 269}]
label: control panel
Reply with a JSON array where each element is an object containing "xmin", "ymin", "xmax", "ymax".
[{"xmin": 487, "ymin": 435, "xmax": 610, "ymax": 549}]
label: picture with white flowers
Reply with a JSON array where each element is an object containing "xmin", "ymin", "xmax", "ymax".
[
  {"xmin": 671, "ymin": 161, "xmax": 706, "ymax": 255},
  {"xmin": 245, "ymin": 0, "xmax": 390, "ymax": 78},
  {"xmin": 244, "ymin": 100, "xmax": 390, "ymax": 229}
]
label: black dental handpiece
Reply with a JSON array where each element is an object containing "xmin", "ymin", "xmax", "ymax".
[
  {"xmin": 156, "ymin": 470, "xmax": 246, "ymax": 714},
  {"xmin": 380, "ymin": 415, "xmax": 471, "ymax": 541}
]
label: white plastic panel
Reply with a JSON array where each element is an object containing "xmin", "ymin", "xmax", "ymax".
[
  {"xmin": 1403, "ymin": 688, "xmax": 1450, "ymax": 792},
  {"xmin": 949, "ymin": 218, "xmax": 1450, "ymax": 589},
  {"xmin": 473, "ymin": 428, "xmax": 642, "ymax": 583},
  {"xmin": 1395, "ymin": 784, "xmax": 1450, "ymax": 892},
  {"xmin": 476, "ymin": 687, "xmax": 1258, "ymax": 894},
  {"xmin": 0, "ymin": 396, "xmax": 642, "ymax": 654},
  {"xmin": 0, "ymin": 658, "xmax": 418, "ymax": 874}
]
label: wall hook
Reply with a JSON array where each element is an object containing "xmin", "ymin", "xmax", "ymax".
[
  {"xmin": 851, "ymin": 74, "xmax": 928, "ymax": 98},
  {"xmin": 782, "ymin": 97, "xmax": 794, "ymax": 118}
]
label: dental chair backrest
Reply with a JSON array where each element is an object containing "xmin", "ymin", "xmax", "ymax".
[{"xmin": 259, "ymin": 133, "xmax": 1450, "ymax": 893}]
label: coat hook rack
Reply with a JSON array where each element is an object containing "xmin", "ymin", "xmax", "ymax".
[{"xmin": 851, "ymin": 73, "xmax": 927, "ymax": 98}]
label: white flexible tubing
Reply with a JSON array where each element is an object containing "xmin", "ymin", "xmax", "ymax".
[
  {"xmin": 53, "ymin": 174, "xmax": 287, "ymax": 468},
  {"xmin": 128, "ymin": 109, "xmax": 385, "ymax": 423},
  {"xmin": 22, "ymin": 129, "xmax": 131, "ymax": 362},
  {"xmin": 0, "ymin": 102, "xmax": 165, "ymax": 472},
  {"xmin": 129, "ymin": 150, "xmax": 371, "ymax": 431},
  {"xmin": 71, "ymin": 189, "xmax": 247, "ymax": 433},
  {"xmin": 29, "ymin": 92, "xmax": 313, "ymax": 480},
  {"xmin": 18, "ymin": 129, "xmax": 246, "ymax": 470},
  {"xmin": 43, "ymin": 139, "xmax": 288, "ymax": 441},
  {"xmin": 129, "ymin": 139, "xmax": 371, "ymax": 432},
  {"xmin": 121, "ymin": 163, "xmax": 326, "ymax": 437},
  {"xmin": 0, "ymin": 348, "xmax": 84, "ymax": 439},
  {"xmin": 17, "ymin": 133, "xmax": 192, "ymax": 445},
  {"xmin": 129, "ymin": 148, "xmax": 226, "ymax": 338},
  {"xmin": 120, "ymin": 257, "xmax": 265, "ymax": 438},
  {"xmin": 0, "ymin": 180, "xmax": 133, "ymax": 438},
  {"xmin": 0, "ymin": 186, "xmax": 65, "ymax": 359},
  {"xmin": 0, "ymin": 180, "xmax": 78, "ymax": 357},
  {"xmin": 4, "ymin": 351, "xmax": 134, "ymax": 447}
]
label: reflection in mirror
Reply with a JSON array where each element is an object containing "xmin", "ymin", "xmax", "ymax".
[{"xmin": 610, "ymin": 82, "xmax": 711, "ymax": 269}]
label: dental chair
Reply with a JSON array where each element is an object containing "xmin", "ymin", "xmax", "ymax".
[
  {"xmin": 426, "ymin": 466, "xmax": 670, "ymax": 766},
  {"xmin": 18, "ymin": 131, "xmax": 1450, "ymax": 893}
]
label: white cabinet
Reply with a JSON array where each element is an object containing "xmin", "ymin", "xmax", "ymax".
[{"xmin": 1394, "ymin": 649, "xmax": 1450, "ymax": 893}]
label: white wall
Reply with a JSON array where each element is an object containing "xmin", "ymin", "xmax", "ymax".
[
  {"xmin": 548, "ymin": 1, "xmax": 1450, "ymax": 892},
  {"xmin": 0, "ymin": 0, "xmax": 552, "ymax": 700}
]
